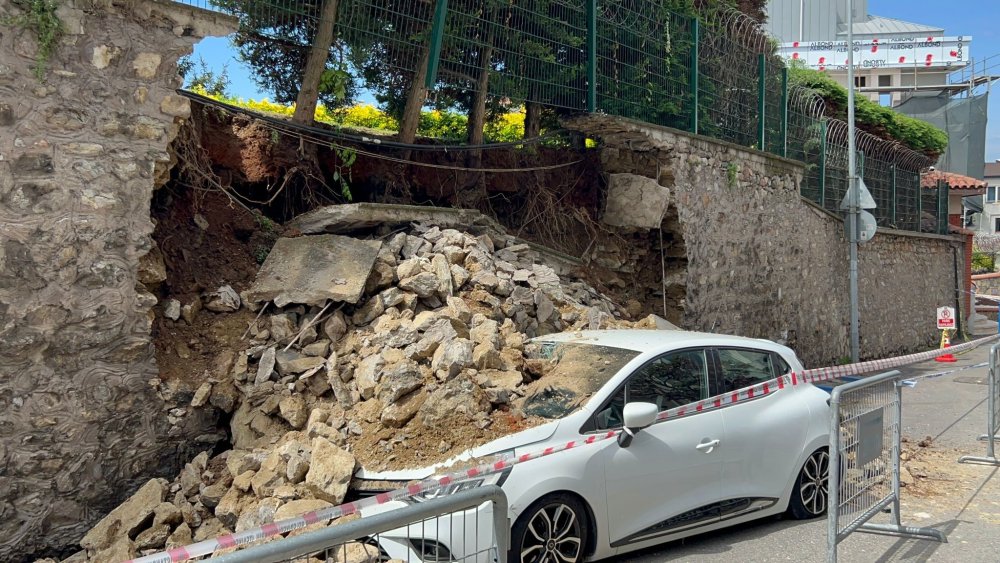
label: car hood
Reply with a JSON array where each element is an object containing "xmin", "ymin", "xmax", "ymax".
[{"xmin": 354, "ymin": 419, "xmax": 562, "ymax": 481}]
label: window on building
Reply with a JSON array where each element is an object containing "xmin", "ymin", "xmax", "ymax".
[
  {"xmin": 878, "ymin": 75, "xmax": 892, "ymax": 87},
  {"xmin": 854, "ymin": 76, "xmax": 867, "ymax": 88},
  {"xmin": 994, "ymin": 217, "xmax": 1000, "ymax": 233},
  {"xmin": 989, "ymin": 186, "xmax": 997, "ymax": 203}
]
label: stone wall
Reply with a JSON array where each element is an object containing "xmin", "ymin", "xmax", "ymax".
[
  {"xmin": 568, "ymin": 115, "xmax": 963, "ymax": 366},
  {"xmin": 0, "ymin": 2, "xmax": 233, "ymax": 559}
]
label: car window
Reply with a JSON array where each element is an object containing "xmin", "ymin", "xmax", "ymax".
[
  {"xmin": 772, "ymin": 353, "xmax": 791, "ymax": 376},
  {"xmin": 594, "ymin": 349, "xmax": 709, "ymax": 430},
  {"xmin": 718, "ymin": 348, "xmax": 776, "ymax": 392}
]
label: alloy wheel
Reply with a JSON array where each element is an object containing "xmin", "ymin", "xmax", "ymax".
[
  {"xmin": 519, "ymin": 503, "xmax": 583, "ymax": 563},
  {"xmin": 799, "ymin": 449, "xmax": 830, "ymax": 516}
]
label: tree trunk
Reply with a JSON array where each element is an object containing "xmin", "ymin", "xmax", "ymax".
[
  {"xmin": 292, "ymin": 0, "xmax": 340, "ymax": 125},
  {"xmin": 399, "ymin": 47, "xmax": 431, "ymax": 144},
  {"xmin": 466, "ymin": 44, "xmax": 494, "ymax": 146},
  {"xmin": 524, "ymin": 100, "xmax": 542, "ymax": 139}
]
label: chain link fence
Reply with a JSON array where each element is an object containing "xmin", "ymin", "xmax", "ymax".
[{"xmin": 167, "ymin": 0, "xmax": 947, "ymax": 234}]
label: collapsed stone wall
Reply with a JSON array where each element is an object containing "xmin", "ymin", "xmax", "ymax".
[
  {"xmin": 0, "ymin": 2, "xmax": 233, "ymax": 559},
  {"xmin": 569, "ymin": 115, "xmax": 963, "ymax": 366}
]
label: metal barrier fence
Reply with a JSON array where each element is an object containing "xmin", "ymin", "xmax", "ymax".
[
  {"xmin": 827, "ymin": 370, "xmax": 946, "ymax": 563},
  {"xmin": 959, "ymin": 343, "xmax": 1000, "ymax": 465},
  {"xmin": 205, "ymin": 485, "xmax": 508, "ymax": 563},
  {"xmin": 162, "ymin": 0, "xmax": 944, "ymax": 234}
]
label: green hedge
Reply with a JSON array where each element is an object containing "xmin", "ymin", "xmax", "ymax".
[{"xmin": 789, "ymin": 66, "xmax": 948, "ymax": 160}]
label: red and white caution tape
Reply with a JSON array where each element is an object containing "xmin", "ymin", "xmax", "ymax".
[
  {"xmin": 655, "ymin": 333, "xmax": 1000, "ymax": 422},
  {"xmin": 125, "ymin": 430, "xmax": 620, "ymax": 563},
  {"xmin": 128, "ymin": 333, "xmax": 998, "ymax": 563}
]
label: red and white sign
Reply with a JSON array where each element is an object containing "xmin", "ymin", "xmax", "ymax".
[
  {"xmin": 937, "ymin": 306, "xmax": 956, "ymax": 329},
  {"xmin": 778, "ymin": 36, "xmax": 971, "ymax": 71}
]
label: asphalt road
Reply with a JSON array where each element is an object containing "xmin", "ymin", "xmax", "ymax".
[{"xmin": 619, "ymin": 343, "xmax": 1000, "ymax": 562}]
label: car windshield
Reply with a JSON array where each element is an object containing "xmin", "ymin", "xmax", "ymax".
[{"xmin": 518, "ymin": 341, "xmax": 640, "ymax": 420}]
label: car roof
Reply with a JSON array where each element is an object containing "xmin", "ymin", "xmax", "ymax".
[{"xmin": 531, "ymin": 329, "xmax": 785, "ymax": 354}]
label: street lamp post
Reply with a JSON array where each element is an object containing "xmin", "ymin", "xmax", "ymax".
[{"xmin": 847, "ymin": 0, "xmax": 861, "ymax": 363}]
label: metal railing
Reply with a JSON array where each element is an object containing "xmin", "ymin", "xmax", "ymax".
[
  {"xmin": 959, "ymin": 343, "xmax": 1000, "ymax": 465},
  {"xmin": 827, "ymin": 370, "xmax": 946, "ymax": 562},
  {"xmin": 205, "ymin": 485, "xmax": 509, "ymax": 563}
]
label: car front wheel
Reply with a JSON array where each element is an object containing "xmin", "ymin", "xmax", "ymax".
[
  {"xmin": 510, "ymin": 493, "xmax": 589, "ymax": 563},
  {"xmin": 788, "ymin": 448, "xmax": 830, "ymax": 519}
]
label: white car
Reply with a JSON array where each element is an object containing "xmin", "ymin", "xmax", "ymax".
[{"xmin": 353, "ymin": 330, "xmax": 831, "ymax": 562}]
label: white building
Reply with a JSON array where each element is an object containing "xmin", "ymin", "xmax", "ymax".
[
  {"xmin": 982, "ymin": 162, "xmax": 1000, "ymax": 233},
  {"xmin": 765, "ymin": 0, "xmax": 970, "ymax": 107}
]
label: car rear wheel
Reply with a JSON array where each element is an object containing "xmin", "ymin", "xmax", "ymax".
[
  {"xmin": 510, "ymin": 493, "xmax": 589, "ymax": 563},
  {"xmin": 788, "ymin": 448, "xmax": 829, "ymax": 519}
]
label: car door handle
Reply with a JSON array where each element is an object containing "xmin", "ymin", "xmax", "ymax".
[{"xmin": 695, "ymin": 439, "xmax": 720, "ymax": 453}]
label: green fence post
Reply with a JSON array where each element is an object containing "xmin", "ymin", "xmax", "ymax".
[
  {"xmin": 780, "ymin": 67, "xmax": 788, "ymax": 158},
  {"xmin": 424, "ymin": 0, "xmax": 449, "ymax": 89},
  {"xmin": 690, "ymin": 17, "xmax": 700, "ymax": 135},
  {"xmin": 586, "ymin": 0, "xmax": 597, "ymax": 113},
  {"xmin": 819, "ymin": 120, "xmax": 827, "ymax": 207},
  {"xmin": 917, "ymin": 171, "xmax": 923, "ymax": 232},
  {"xmin": 890, "ymin": 164, "xmax": 897, "ymax": 226},
  {"xmin": 939, "ymin": 179, "xmax": 949, "ymax": 234},
  {"xmin": 757, "ymin": 54, "xmax": 766, "ymax": 150}
]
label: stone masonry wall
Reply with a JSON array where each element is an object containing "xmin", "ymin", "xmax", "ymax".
[
  {"xmin": 569, "ymin": 115, "xmax": 963, "ymax": 367},
  {"xmin": 0, "ymin": 2, "xmax": 233, "ymax": 559}
]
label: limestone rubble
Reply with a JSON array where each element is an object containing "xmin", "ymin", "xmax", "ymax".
[{"xmin": 65, "ymin": 223, "xmax": 665, "ymax": 561}]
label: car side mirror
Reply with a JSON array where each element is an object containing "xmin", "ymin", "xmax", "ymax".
[{"xmin": 617, "ymin": 402, "xmax": 659, "ymax": 448}]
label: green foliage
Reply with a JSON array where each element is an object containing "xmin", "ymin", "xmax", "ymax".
[
  {"xmin": 726, "ymin": 162, "xmax": 739, "ymax": 189},
  {"xmin": 254, "ymin": 211, "xmax": 277, "ymax": 234},
  {"xmin": 3, "ymin": 0, "xmax": 63, "ymax": 81},
  {"xmin": 972, "ymin": 251, "xmax": 995, "ymax": 274},
  {"xmin": 253, "ymin": 244, "xmax": 271, "ymax": 264},
  {"xmin": 179, "ymin": 55, "xmax": 231, "ymax": 97},
  {"xmin": 789, "ymin": 65, "xmax": 948, "ymax": 158},
  {"xmin": 212, "ymin": 0, "xmax": 357, "ymax": 110},
  {"xmin": 332, "ymin": 146, "xmax": 356, "ymax": 201}
]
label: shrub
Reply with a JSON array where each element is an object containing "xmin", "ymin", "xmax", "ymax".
[{"xmin": 789, "ymin": 66, "xmax": 948, "ymax": 159}]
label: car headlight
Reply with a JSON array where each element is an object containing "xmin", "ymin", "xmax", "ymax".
[
  {"xmin": 407, "ymin": 454, "xmax": 514, "ymax": 504},
  {"xmin": 409, "ymin": 478, "xmax": 486, "ymax": 502}
]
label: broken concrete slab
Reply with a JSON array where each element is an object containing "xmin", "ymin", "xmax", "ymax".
[
  {"xmin": 245, "ymin": 235, "xmax": 382, "ymax": 307},
  {"xmin": 286, "ymin": 203, "xmax": 501, "ymax": 236}
]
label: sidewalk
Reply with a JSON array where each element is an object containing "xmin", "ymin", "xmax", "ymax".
[{"xmin": 626, "ymin": 341, "xmax": 1000, "ymax": 562}]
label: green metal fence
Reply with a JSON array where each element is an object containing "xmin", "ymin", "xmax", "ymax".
[{"xmin": 169, "ymin": 0, "xmax": 946, "ymax": 235}]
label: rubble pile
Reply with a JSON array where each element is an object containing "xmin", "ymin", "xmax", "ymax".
[{"xmin": 64, "ymin": 223, "xmax": 665, "ymax": 562}]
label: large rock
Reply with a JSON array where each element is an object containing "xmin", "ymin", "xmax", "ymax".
[
  {"xmin": 381, "ymin": 390, "xmax": 427, "ymax": 428},
  {"xmin": 470, "ymin": 318, "xmax": 501, "ymax": 349},
  {"xmin": 275, "ymin": 351, "xmax": 326, "ymax": 375},
  {"xmin": 430, "ymin": 253, "xmax": 453, "ymax": 297},
  {"xmin": 278, "ymin": 396, "xmax": 309, "ymax": 429},
  {"xmin": 431, "ymin": 338, "xmax": 474, "ymax": 380},
  {"xmin": 398, "ymin": 272, "xmax": 440, "ymax": 298},
  {"xmin": 355, "ymin": 354, "xmax": 385, "ymax": 400},
  {"xmin": 274, "ymin": 498, "xmax": 333, "ymax": 522},
  {"xmin": 376, "ymin": 361, "xmax": 423, "ymax": 405},
  {"xmin": 250, "ymin": 452, "xmax": 287, "ymax": 498},
  {"xmin": 305, "ymin": 438, "xmax": 357, "ymax": 503},
  {"xmin": 80, "ymin": 478, "xmax": 167, "ymax": 552},
  {"xmin": 255, "ymin": 347, "xmax": 277, "ymax": 385},
  {"xmin": 203, "ymin": 284, "xmax": 241, "ymax": 313},
  {"xmin": 419, "ymin": 377, "xmax": 489, "ymax": 426},
  {"xmin": 352, "ymin": 295, "xmax": 385, "ymax": 325}
]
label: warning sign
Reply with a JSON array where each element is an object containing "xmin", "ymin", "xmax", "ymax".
[{"xmin": 937, "ymin": 306, "xmax": 956, "ymax": 329}]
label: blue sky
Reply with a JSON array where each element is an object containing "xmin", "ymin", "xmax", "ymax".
[{"xmin": 191, "ymin": 0, "xmax": 1000, "ymax": 163}]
